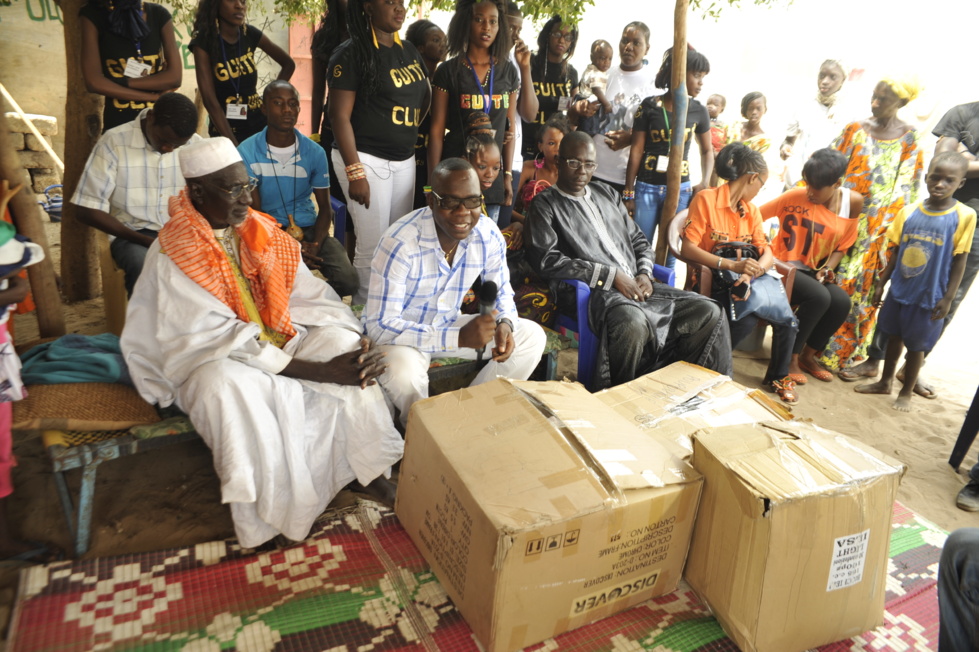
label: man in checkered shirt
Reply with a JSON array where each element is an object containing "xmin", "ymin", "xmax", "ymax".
[
  {"xmin": 71, "ymin": 92, "xmax": 201, "ymax": 295},
  {"xmin": 364, "ymin": 158, "xmax": 546, "ymax": 427}
]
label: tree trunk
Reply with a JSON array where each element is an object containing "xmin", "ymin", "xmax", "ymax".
[
  {"xmin": 655, "ymin": 0, "xmax": 689, "ymax": 267},
  {"xmin": 0, "ymin": 111, "xmax": 66, "ymax": 338},
  {"xmin": 60, "ymin": 0, "xmax": 103, "ymax": 301}
]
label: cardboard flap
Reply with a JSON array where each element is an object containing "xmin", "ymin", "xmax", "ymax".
[
  {"xmin": 693, "ymin": 422, "xmax": 906, "ymax": 504},
  {"xmin": 514, "ymin": 381, "xmax": 696, "ymax": 491}
]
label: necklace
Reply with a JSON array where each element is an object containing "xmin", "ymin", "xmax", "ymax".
[
  {"xmin": 219, "ymin": 228, "xmax": 238, "ymax": 261},
  {"xmin": 443, "ymin": 241, "xmax": 459, "ymax": 262},
  {"xmin": 267, "ymin": 138, "xmax": 300, "ymax": 237}
]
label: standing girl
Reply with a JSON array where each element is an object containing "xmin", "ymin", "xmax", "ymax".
[
  {"xmin": 80, "ymin": 0, "xmax": 183, "ymax": 132},
  {"xmin": 190, "ymin": 0, "xmax": 295, "ymax": 145},
  {"xmin": 406, "ymin": 18, "xmax": 448, "ymax": 209},
  {"xmin": 329, "ymin": 0, "xmax": 432, "ymax": 303},
  {"xmin": 429, "ymin": 0, "xmax": 519, "ymax": 222},
  {"xmin": 624, "ymin": 49, "xmax": 713, "ymax": 267},
  {"xmin": 521, "ymin": 16, "xmax": 578, "ymax": 160}
]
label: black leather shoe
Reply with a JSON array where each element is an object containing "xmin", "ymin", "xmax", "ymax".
[{"xmin": 956, "ymin": 483, "xmax": 979, "ymax": 512}]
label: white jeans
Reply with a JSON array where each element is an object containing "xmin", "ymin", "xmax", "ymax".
[
  {"xmin": 378, "ymin": 316, "xmax": 547, "ymax": 428},
  {"xmin": 331, "ymin": 149, "xmax": 416, "ymax": 304}
]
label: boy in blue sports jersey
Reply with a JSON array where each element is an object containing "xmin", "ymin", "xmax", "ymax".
[{"xmin": 856, "ymin": 151, "xmax": 976, "ymax": 411}]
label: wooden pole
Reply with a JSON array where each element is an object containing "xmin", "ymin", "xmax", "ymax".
[
  {"xmin": 60, "ymin": 0, "xmax": 103, "ymax": 301},
  {"xmin": 655, "ymin": 0, "xmax": 689, "ymax": 267},
  {"xmin": 0, "ymin": 111, "xmax": 66, "ymax": 338}
]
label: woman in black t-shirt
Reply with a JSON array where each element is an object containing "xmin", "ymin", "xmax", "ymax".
[
  {"xmin": 80, "ymin": 0, "xmax": 183, "ymax": 132},
  {"xmin": 624, "ymin": 49, "xmax": 713, "ymax": 267},
  {"xmin": 190, "ymin": 0, "xmax": 295, "ymax": 145},
  {"xmin": 406, "ymin": 19, "xmax": 447, "ymax": 210},
  {"xmin": 521, "ymin": 15, "xmax": 578, "ymax": 160},
  {"xmin": 429, "ymin": 0, "xmax": 518, "ymax": 210},
  {"xmin": 328, "ymin": 0, "xmax": 432, "ymax": 304}
]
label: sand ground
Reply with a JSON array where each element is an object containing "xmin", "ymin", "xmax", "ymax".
[{"xmin": 1, "ymin": 219, "xmax": 976, "ymax": 639}]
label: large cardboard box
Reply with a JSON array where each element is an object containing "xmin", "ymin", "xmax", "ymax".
[
  {"xmin": 686, "ymin": 421, "xmax": 906, "ymax": 652},
  {"xmin": 396, "ymin": 379, "xmax": 703, "ymax": 652},
  {"xmin": 597, "ymin": 361, "xmax": 792, "ymax": 459}
]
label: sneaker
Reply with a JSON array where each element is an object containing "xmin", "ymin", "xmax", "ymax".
[{"xmin": 956, "ymin": 483, "xmax": 979, "ymax": 512}]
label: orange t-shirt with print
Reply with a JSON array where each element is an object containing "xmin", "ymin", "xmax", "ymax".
[
  {"xmin": 683, "ymin": 183, "xmax": 768, "ymax": 255},
  {"xmin": 760, "ymin": 188, "xmax": 858, "ymax": 269}
]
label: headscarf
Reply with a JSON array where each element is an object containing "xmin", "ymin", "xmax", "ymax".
[
  {"xmin": 106, "ymin": 0, "xmax": 150, "ymax": 43},
  {"xmin": 817, "ymin": 58, "xmax": 849, "ymax": 107},
  {"xmin": 881, "ymin": 75, "xmax": 923, "ymax": 102}
]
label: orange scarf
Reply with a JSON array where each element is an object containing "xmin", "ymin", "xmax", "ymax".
[{"xmin": 160, "ymin": 190, "xmax": 300, "ymax": 342}]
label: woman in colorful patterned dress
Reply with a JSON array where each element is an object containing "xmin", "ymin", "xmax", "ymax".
[{"xmin": 820, "ymin": 77, "xmax": 924, "ymax": 375}]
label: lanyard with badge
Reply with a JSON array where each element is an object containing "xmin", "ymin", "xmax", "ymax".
[
  {"xmin": 465, "ymin": 55, "xmax": 495, "ymax": 115},
  {"xmin": 221, "ymin": 34, "xmax": 248, "ymax": 120},
  {"xmin": 655, "ymin": 102, "xmax": 671, "ymax": 173},
  {"xmin": 122, "ymin": 2, "xmax": 152, "ymax": 79}
]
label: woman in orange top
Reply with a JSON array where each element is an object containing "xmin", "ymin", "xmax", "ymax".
[
  {"xmin": 761, "ymin": 148, "xmax": 862, "ymax": 383},
  {"xmin": 682, "ymin": 142, "xmax": 799, "ymax": 403}
]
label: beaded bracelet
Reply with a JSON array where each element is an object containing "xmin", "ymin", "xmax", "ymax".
[
  {"xmin": 423, "ymin": 185, "xmax": 432, "ymax": 194},
  {"xmin": 622, "ymin": 190, "xmax": 635, "ymax": 200},
  {"xmin": 345, "ymin": 163, "xmax": 366, "ymax": 181}
]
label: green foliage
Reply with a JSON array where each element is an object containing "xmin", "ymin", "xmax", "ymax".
[
  {"xmin": 691, "ymin": 0, "xmax": 790, "ymax": 20},
  {"xmin": 426, "ymin": 0, "xmax": 596, "ymax": 23}
]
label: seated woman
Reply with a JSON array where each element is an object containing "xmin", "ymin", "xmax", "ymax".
[
  {"xmin": 682, "ymin": 142, "xmax": 800, "ymax": 403},
  {"xmin": 760, "ymin": 148, "xmax": 862, "ymax": 383}
]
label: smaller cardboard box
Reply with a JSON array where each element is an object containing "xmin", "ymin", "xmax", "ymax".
[
  {"xmin": 686, "ymin": 421, "xmax": 906, "ymax": 652},
  {"xmin": 597, "ymin": 361, "xmax": 791, "ymax": 459},
  {"xmin": 396, "ymin": 379, "xmax": 703, "ymax": 652}
]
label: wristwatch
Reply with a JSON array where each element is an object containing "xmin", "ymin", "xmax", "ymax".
[{"xmin": 496, "ymin": 318, "xmax": 514, "ymax": 332}]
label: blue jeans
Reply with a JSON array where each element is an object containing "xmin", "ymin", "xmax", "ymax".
[
  {"xmin": 109, "ymin": 228, "xmax": 158, "ymax": 296},
  {"xmin": 634, "ymin": 181, "xmax": 692, "ymax": 270},
  {"xmin": 938, "ymin": 528, "xmax": 979, "ymax": 651},
  {"xmin": 485, "ymin": 204, "xmax": 501, "ymax": 225}
]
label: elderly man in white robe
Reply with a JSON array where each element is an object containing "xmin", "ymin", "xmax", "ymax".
[{"xmin": 121, "ymin": 138, "xmax": 403, "ymax": 548}]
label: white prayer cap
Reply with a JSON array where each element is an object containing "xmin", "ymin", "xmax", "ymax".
[{"xmin": 179, "ymin": 137, "xmax": 243, "ymax": 179}]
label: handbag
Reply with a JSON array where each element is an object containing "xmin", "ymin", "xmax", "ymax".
[
  {"xmin": 712, "ymin": 242, "xmax": 797, "ymax": 327},
  {"xmin": 711, "ymin": 241, "xmax": 759, "ymax": 292}
]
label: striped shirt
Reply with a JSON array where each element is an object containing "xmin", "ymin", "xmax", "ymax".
[
  {"xmin": 364, "ymin": 207, "xmax": 517, "ymax": 352},
  {"xmin": 71, "ymin": 109, "xmax": 201, "ymax": 236}
]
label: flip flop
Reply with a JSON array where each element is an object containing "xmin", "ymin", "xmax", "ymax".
[
  {"xmin": 838, "ymin": 369, "xmax": 872, "ymax": 382},
  {"xmin": 799, "ymin": 359, "xmax": 833, "ymax": 382},
  {"xmin": 914, "ymin": 383, "xmax": 939, "ymax": 400}
]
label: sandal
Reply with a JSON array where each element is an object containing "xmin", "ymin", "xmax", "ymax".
[
  {"xmin": 798, "ymin": 359, "xmax": 833, "ymax": 382},
  {"xmin": 768, "ymin": 376, "xmax": 799, "ymax": 404}
]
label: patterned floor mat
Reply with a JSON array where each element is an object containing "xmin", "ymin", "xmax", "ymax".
[{"xmin": 8, "ymin": 501, "xmax": 944, "ymax": 652}]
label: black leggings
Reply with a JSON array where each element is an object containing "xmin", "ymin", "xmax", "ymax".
[{"xmin": 791, "ymin": 270, "xmax": 851, "ymax": 355}]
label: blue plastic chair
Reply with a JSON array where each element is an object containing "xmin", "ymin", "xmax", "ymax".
[
  {"xmin": 331, "ymin": 196, "xmax": 348, "ymax": 245},
  {"xmin": 38, "ymin": 184, "xmax": 63, "ymax": 222},
  {"xmin": 556, "ymin": 264, "xmax": 676, "ymax": 389}
]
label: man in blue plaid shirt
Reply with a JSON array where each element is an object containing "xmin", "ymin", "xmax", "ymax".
[{"xmin": 364, "ymin": 158, "xmax": 546, "ymax": 427}]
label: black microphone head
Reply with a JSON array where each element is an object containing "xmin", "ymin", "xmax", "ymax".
[{"xmin": 479, "ymin": 280, "xmax": 498, "ymax": 304}]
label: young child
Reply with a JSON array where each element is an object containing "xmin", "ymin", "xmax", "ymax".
[
  {"xmin": 580, "ymin": 39, "xmax": 613, "ymax": 115},
  {"xmin": 463, "ymin": 113, "xmax": 504, "ymax": 224},
  {"xmin": 0, "ymin": 181, "xmax": 56, "ymax": 562},
  {"xmin": 855, "ymin": 151, "xmax": 976, "ymax": 411},
  {"xmin": 577, "ymin": 40, "xmax": 613, "ymax": 136},
  {"xmin": 707, "ymin": 93, "xmax": 728, "ymax": 155}
]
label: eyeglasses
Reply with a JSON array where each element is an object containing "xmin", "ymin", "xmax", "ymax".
[
  {"xmin": 562, "ymin": 158, "xmax": 598, "ymax": 171},
  {"xmin": 431, "ymin": 189, "xmax": 482, "ymax": 210},
  {"xmin": 207, "ymin": 177, "xmax": 258, "ymax": 200},
  {"xmin": 550, "ymin": 31, "xmax": 574, "ymax": 42}
]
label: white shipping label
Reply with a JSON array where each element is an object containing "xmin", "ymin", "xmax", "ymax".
[{"xmin": 826, "ymin": 529, "xmax": 870, "ymax": 591}]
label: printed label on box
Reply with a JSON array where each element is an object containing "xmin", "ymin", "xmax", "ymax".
[
  {"xmin": 570, "ymin": 572, "xmax": 659, "ymax": 617},
  {"xmin": 827, "ymin": 529, "xmax": 869, "ymax": 591}
]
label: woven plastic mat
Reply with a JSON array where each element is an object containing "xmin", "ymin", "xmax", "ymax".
[{"xmin": 11, "ymin": 383, "xmax": 160, "ymax": 433}]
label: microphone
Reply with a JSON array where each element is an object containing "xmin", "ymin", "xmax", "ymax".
[{"xmin": 477, "ymin": 281, "xmax": 498, "ymax": 361}]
